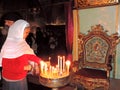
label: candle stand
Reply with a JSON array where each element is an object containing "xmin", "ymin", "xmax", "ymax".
[
  {"xmin": 39, "ymin": 75, "xmax": 70, "ymax": 90},
  {"xmin": 39, "ymin": 56, "xmax": 71, "ymax": 90}
]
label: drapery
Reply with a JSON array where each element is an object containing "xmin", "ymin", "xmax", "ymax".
[{"xmin": 64, "ymin": 1, "xmax": 74, "ymax": 61}]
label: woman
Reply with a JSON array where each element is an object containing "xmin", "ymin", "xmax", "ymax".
[{"xmin": 1, "ymin": 19, "xmax": 41, "ymax": 90}]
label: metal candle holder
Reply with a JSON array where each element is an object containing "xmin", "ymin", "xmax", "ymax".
[{"xmin": 39, "ymin": 56, "xmax": 71, "ymax": 90}]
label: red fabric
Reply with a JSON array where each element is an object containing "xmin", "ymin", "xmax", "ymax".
[
  {"xmin": 64, "ymin": 1, "xmax": 74, "ymax": 60},
  {"xmin": 76, "ymin": 68, "xmax": 107, "ymax": 79},
  {"xmin": 2, "ymin": 54, "xmax": 41, "ymax": 80}
]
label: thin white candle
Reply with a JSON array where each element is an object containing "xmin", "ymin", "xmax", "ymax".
[
  {"xmin": 62, "ymin": 56, "xmax": 65, "ymax": 72},
  {"xmin": 40, "ymin": 61, "xmax": 44, "ymax": 74},
  {"xmin": 58, "ymin": 56, "xmax": 60, "ymax": 71},
  {"xmin": 59, "ymin": 57, "xmax": 63, "ymax": 75}
]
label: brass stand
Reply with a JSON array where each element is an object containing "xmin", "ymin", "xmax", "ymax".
[
  {"xmin": 39, "ymin": 75, "xmax": 70, "ymax": 90},
  {"xmin": 52, "ymin": 88, "xmax": 58, "ymax": 90}
]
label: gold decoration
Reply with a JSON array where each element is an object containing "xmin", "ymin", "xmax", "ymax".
[{"xmin": 74, "ymin": 0, "xmax": 119, "ymax": 9}]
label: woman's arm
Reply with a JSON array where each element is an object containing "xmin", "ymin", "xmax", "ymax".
[{"xmin": 25, "ymin": 54, "xmax": 41, "ymax": 64}]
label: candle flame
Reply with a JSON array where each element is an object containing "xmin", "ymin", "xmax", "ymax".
[
  {"xmin": 66, "ymin": 60, "xmax": 70, "ymax": 65},
  {"xmin": 40, "ymin": 56, "xmax": 71, "ymax": 79}
]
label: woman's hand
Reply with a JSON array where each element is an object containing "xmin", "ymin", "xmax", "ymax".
[
  {"xmin": 34, "ymin": 63, "xmax": 40, "ymax": 75},
  {"xmin": 24, "ymin": 64, "xmax": 32, "ymax": 71}
]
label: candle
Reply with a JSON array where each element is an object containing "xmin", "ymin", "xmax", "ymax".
[
  {"xmin": 50, "ymin": 66, "xmax": 52, "ymax": 76},
  {"xmin": 40, "ymin": 60, "xmax": 44, "ymax": 74},
  {"xmin": 40, "ymin": 56, "xmax": 71, "ymax": 79},
  {"xmin": 59, "ymin": 57, "xmax": 63, "ymax": 75},
  {"xmin": 62, "ymin": 56, "xmax": 65, "ymax": 72},
  {"xmin": 65, "ymin": 60, "xmax": 71, "ymax": 74},
  {"xmin": 53, "ymin": 67, "xmax": 57, "ymax": 77},
  {"xmin": 44, "ymin": 63, "xmax": 47, "ymax": 75},
  {"xmin": 116, "ymin": 0, "xmax": 118, "ymax": 3},
  {"xmin": 58, "ymin": 56, "xmax": 60, "ymax": 71}
]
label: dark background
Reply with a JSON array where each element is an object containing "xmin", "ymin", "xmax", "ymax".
[
  {"xmin": 0, "ymin": 0, "xmax": 73, "ymax": 25},
  {"xmin": 0, "ymin": 0, "xmax": 73, "ymax": 61}
]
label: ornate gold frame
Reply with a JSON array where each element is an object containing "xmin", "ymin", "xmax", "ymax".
[{"xmin": 74, "ymin": 0, "xmax": 119, "ymax": 9}]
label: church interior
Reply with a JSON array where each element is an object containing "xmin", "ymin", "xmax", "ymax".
[{"xmin": 0, "ymin": 0, "xmax": 120, "ymax": 90}]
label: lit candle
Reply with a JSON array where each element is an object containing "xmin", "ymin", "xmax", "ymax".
[
  {"xmin": 58, "ymin": 56, "xmax": 60, "ymax": 71},
  {"xmin": 53, "ymin": 67, "xmax": 57, "ymax": 77},
  {"xmin": 44, "ymin": 63, "xmax": 47, "ymax": 75},
  {"xmin": 59, "ymin": 57, "xmax": 63, "ymax": 75},
  {"xmin": 116, "ymin": 0, "xmax": 118, "ymax": 3},
  {"xmin": 62, "ymin": 56, "xmax": 65, "ymax": 72},
  {"xmin": 65, "ymin": 60, "xmax": 71, "ymax": 74},
  {"xmin": 40, "ymin": 60, "xmax": 44, "ymax": 74},
  {"xmin": 50, "ymin": 66, "xmax": 52, "ymax": 76},
  {"xmin": 52, "ymin": 66, "xmax": 54, "ymax": 77},
  {"xmin": 40, "ymin": 57, "xmax": 71, "ymax": 79}
]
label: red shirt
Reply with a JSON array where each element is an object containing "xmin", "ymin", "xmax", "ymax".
[{"xmin": 2, "ymin": 54, "xmax": 41, "ymax": 80}]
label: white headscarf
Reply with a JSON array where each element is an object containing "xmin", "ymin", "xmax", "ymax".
[{"xmin": 1, "ymin": 19, "xmax": 34, "ymax": 58}]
